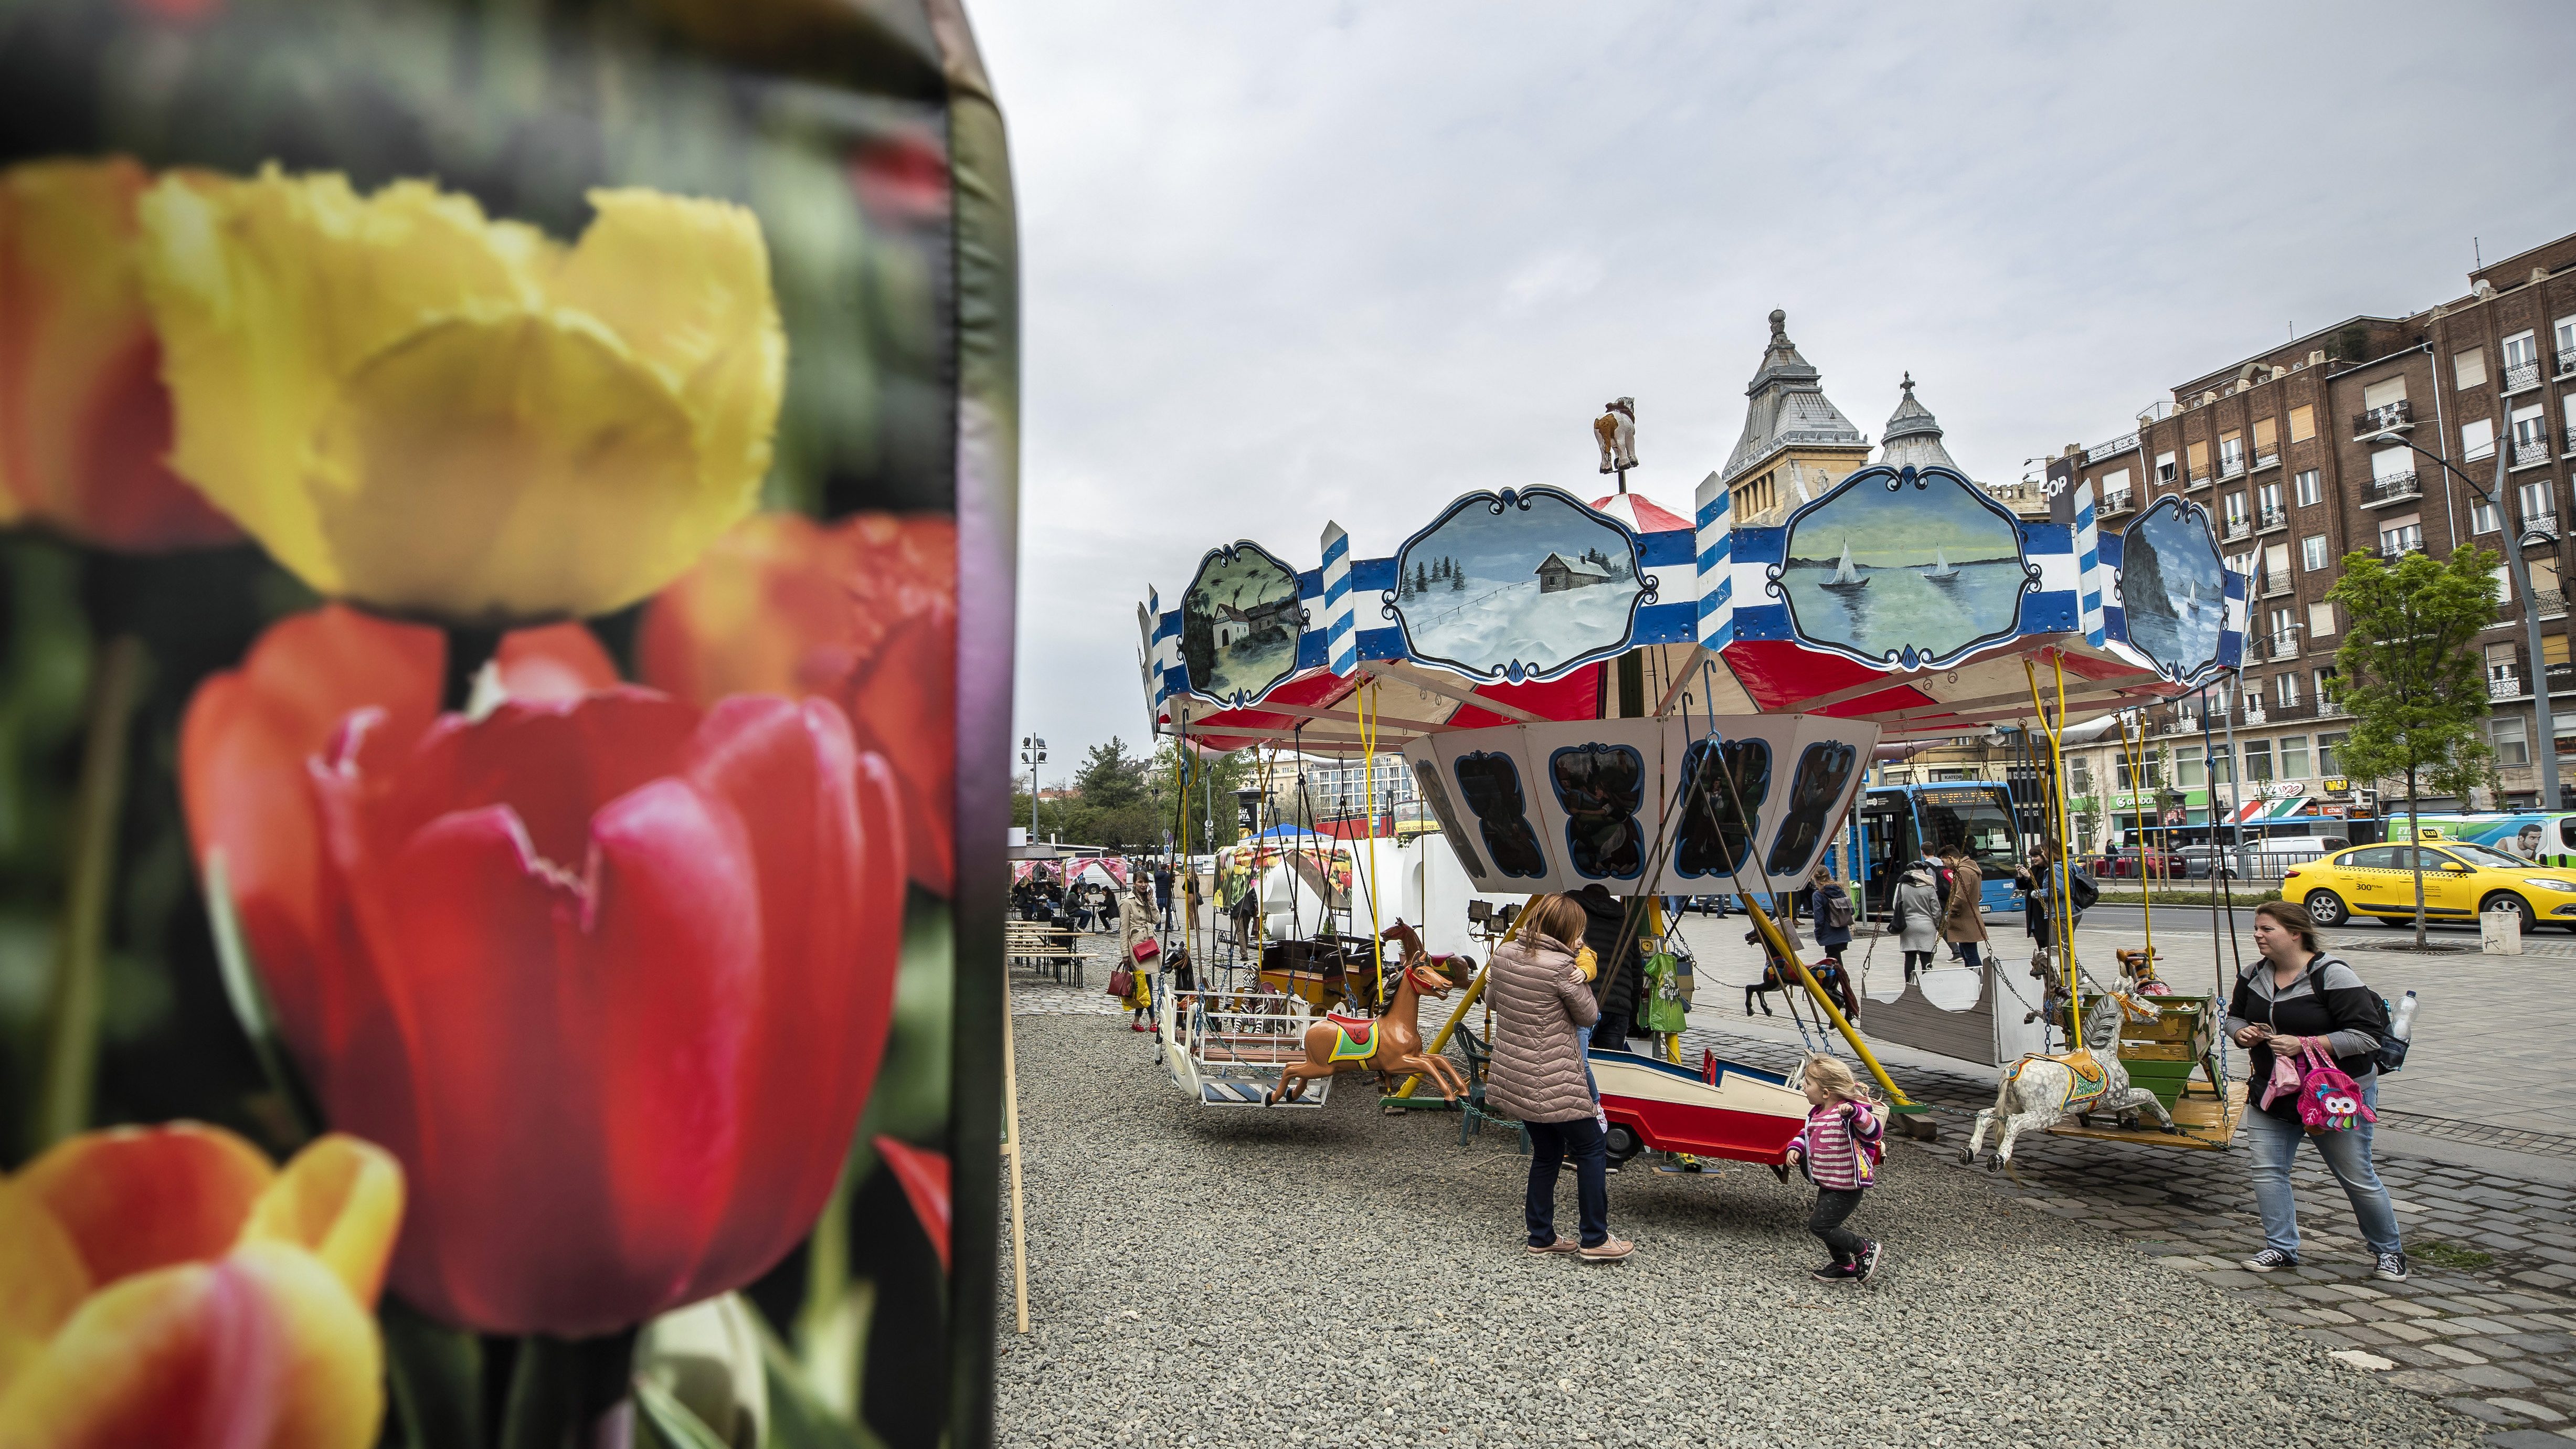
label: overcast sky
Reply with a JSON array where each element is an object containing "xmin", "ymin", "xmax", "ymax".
[{"xmin": 972, "ymin": 1, "xmax": 2576, "ymax": 778}]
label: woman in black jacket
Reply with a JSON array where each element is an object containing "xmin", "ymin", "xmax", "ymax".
[
  {"xmin": 2224, "ymin": 899, "xmax": 2407, "ymax": 1281},
  {"xmin": 1571, "ymin": 884, "xmax": 1640, "ymax": 1049}
]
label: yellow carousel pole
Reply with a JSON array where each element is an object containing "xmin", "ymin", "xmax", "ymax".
[
  {"xmin": 2024, "ymin": 655, "xmax": 2083, "ymax": 1048},
  {"xmin": 2121, "ymin": 712, "xmax": 2157, "ymax": 972},
  {"xmin": 1390, "ymin": 892, "xmax": 1537, "ymax": 1101}
]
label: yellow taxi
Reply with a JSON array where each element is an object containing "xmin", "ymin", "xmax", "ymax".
[{"xmin": 2286, "ymin": 841, "xmax": 2576, "ymax": 934}]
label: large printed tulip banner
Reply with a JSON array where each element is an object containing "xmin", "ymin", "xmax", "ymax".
[{"xmin": 0, "ymin": 2, "xmax": 1015, "ymax": 1447}]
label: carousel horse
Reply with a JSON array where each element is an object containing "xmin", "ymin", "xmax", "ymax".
[
  {"xmin": 1265, "ymin": 921, "xmax": 1472, "ymax": 1106},
  {"xmin": 1964, "ymin": 989, "xmax": 2173, "ymax": 1170}
]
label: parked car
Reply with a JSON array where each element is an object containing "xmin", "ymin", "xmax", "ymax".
[
  {"xmin": 2175, "ymin": 845, "xmax": 2236, "ymax": 880},
  {"xmin": 2287, "ymin": 840, "xmax": 2576, "ymax": 934},
  {"xmin": 2096, "ymin": 847, "xmax": 2181, "ymax": 880}
]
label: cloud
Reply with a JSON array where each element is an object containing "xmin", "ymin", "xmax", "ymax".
[{"xmin": 969, "ymin": 0, "xmax": 2576, "ymax": 780}]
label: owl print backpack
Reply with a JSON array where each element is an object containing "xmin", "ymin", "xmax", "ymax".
[{"xmin": 2295, "ymin": 1043, "xmax": 2376, "ymax": 1134}]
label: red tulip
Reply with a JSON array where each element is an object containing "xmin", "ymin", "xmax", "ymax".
[
  {"xmin": 872, "ymin": 1136, "xmax": 950, "ymax": 1274},
  {"xmin": 638, "ymin": 511, "xmax": 956, "ymax": 894},
  {"xmin": 181, "ymin": 606, "xmax": 903, "ymax": 1336},
  {"xmin": 0, "ymin": 157, "xmax": 240, "ymax": 551}
]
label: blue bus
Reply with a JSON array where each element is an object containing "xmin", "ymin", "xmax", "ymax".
[{"xmin": 1853, "ymin": 782, "xmax": 2029, "ymax": 921}]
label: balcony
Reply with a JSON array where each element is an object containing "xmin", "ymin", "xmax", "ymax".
[
  {"xmin": 2552, "ymin": 662, "xmax": 2576, "ymax": 694},
  {"xmin": 2503, "ymin": 360, "xmax": 2543, "ymax": 395},
  {"xmin": 2266, "ymin": 699, "xmax": 2319, "ymax": 722},
  {"xmin": 2266, "ymin": 631, "xmax": 2299, "ymax": 660},
  {"xmin": 2492, "ymin": 672, "xmax": 2528, "ymax": 702},
  {"xmin": 2542, "ymin": 589, "xmax": 2570, "ymax": 619},
  {"xmin": 2242, "ymin": 704, "xmax": 2268, "ymax": 727},
  {"xmin": 2186, "ymin": 471, "xmax": 2211, "ymax": 491},
  {"xmin": 2219, "ymin": 456, "xmax": 2246, "ymax": 480},
  {"xmin": 2100, "ymin": 486, "xmax": 2136, "ymax": 516},
  {"xmin": 2253, "ymin": 450, "xmax": 2281, "ymax": 472},
  {"xmin": 2567, "ymin": 424, "xmax": 2576, "ymax": 457},
  {"xmin": 2380, "ymin": 537, "xmax": 2425, "ymax": 560},
  {"xmin": 2360, "ymin": 472, "xmax": 2422, "ymax": 507},
  {"xmin": 2257, "ymin": 504, "xmax": 2288, "ymax": 534},
  {"xmin": 2085, "ymin": 432, "xmax": 2139, "ymax": 463},
  {"xmin": 2515, "ymin": 442, "xmax": 2553, "ymax": 470},
  {"xmin": 2263, "ymin": 569, "xmax": 2294, "ymax": 598},
  {"xmin": 2526, "ymin": 510, "xmax": 2561, "ymax": 542},
  {"xmin": 2352, "ymin": 400, "xmax": 2413, "ymax": 438},
  {"xmin": 2223, "ymin": 516, "xmax": 2252, "ymax": 541}
]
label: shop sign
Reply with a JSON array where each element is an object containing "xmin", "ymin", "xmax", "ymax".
[
  {"xmin": 2319, "ymin": 776, "xmax": 2351, "ymax": 796},
  {"xmin": 2256, "ymin": 781, "xmax": 2305, "ymax": 799}
]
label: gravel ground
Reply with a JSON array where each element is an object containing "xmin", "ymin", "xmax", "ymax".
[{"xmin": 994, "ymin": 1010, "xmax": 2483, "ymax": 1448}]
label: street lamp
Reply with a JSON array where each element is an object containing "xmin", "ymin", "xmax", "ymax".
[
  {"xmin": 2365, "ymin": 428, "xmax": 2559, "ymax": 809},
  {"xmin": 1019, "ymin": 734, "xmax": 1047, "ymax": 841}
]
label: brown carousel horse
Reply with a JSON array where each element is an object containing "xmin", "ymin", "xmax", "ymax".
[{"xmin": 1266, "ymin": 921, "xmax": 1473, "ymax": 1106}]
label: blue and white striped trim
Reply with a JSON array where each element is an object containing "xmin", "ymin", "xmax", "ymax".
[{"xmin": 1320, "ymin": 521, "xmax": 1356, "ymax": 676}]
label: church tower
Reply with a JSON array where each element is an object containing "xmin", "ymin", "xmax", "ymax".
[{"xmin": 1717, "ymin": 309, "xmax": 1871, "ymax": 525}]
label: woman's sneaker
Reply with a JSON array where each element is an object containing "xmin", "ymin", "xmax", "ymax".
[
  {"xmin": 2374, "ymin": 1252, "xmax": 2410, "ymax": 1282},
  {"xmin": 2241, "ymin": 1249, "xmax": 2299, "ymax": 1272}
]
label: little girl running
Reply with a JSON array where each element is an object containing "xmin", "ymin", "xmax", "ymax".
[{"xmin": 1783, "ymin": 1054, "xmax": 1886, "ymax": 1284}]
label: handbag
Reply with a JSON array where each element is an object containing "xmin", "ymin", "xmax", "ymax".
[
  {"xmin": 2296, "ymin": 1042, "xmax": 2375, "ymax": 1134},
  {"xmin": 1130, "ymin": 936, "xmax": 1161, "ymax": 965},
  {"xmin": 2258, "ymin": 1050, "xmax": 2304, "ymax": 1110},
  {"xmin": 1106, "ymin": 967, "xmax": 1134, "ymax": 999}
]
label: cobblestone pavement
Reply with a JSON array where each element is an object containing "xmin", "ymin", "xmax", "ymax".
[{"xmin": 1655, "ymin": 914, "xmax": 2576, "ymax": 1443}]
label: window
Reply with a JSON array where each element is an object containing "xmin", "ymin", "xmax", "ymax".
[
  {"xmin": 2244, "ymin": 740, "xmax": 2274, "ymax": 781},
  {"xmin": 2223, "ymin": 492, "xmax": 2247, "ymax": 528},
  {"xmin": 2378, "ymin": 519, "xmax": 2422, "ymax": 556},
  {"xmin": 2454, "ymin": 348, "xmax": 2487, "ymax": 389},
  {"xmin": 2520, "ymin": 477, "xmax": 2555, "ymax": 523},
  {"xmin": 2253, "ymin": 416, "xmax": 2278, "ymax": 456},
  {"xmin": 2514, "ymin": 403, "xmax": 2548, "ymax": 461},
  {"xmin": 2186, "ymin": 440, "xmax": 2210, "ymax": 480},
  {"xmin": 2156, "ymin": 450, "xmax": 2177, "ymax": 484},
  {"xmin": 2228, "ymin": 551, "xmax": 2255, "ymax": 581},
  {"xmin": 2288, "ymin": 405, "xmax": 2316, "ymax": 443},
  {"xmin": 2370, "ymin": 447, "xmax": 2414, "ymax": 483},
  {"xmin": 2558, "ymin": 315, "xmax": 2576, "ymax": 369},
  {"xmin": 2281, "ymin": 736, "xmax": 2310, "ymax": 777},
  {"xmin": 2463, "ymin": 417, "xmax": 2495, "ymax": 460},
  {"xmin": 2116, "ymin": 755, "xmax": 2162, "ymax": 790},
  {"xmin": 2362, "ymin": 376, "xmax": 2408, "ymax": 411},
  {"xmin": 2493, "ymin": 715, "xmax": 2531, "ymax": 767},
  {"xmin": 2309, "ymin": 601, "xmax": 2336, "ymax": 638},
  {"xmin": 2220, "ymin": 432, "xmax": 2245, "ymax": 472},
  {"xmin": 2474, "ymin": 499, "xmax": 2500, "ymax": 533},
  {"xmin": 2067, "ymin": 758, "xmax": 2092, "ymax": 793},
  {"xmin": 2492, "ymin": 564, "xmax": 2513, "ymax": 604},
  {"xmin": 2098, "ymin": 466, "xmax": 2130, "ymax": 501},
  {"xmin": 2504, "ymin": 330, "xmax": 2539, "ymax": 386},
  {"xmin": 2204, "ymin": 744, "xmax": 2234, "ymax": 784},
  {"xmin": 2293, "ymin": 468, "xmax": 2321, "ymax": 506},
  {"xmin": 2257, "ymin": 480, "xmax": 2282, "ymax": 519},
  {"xmin": 2301, "ymin": 534, "xmax": 2329, "ymax": 571},
  {"xmin": 2267, "ymin": 606, "xmax": 2295, "ymax": 651},
  {"xmin": 2177, "ymin": 752, "xmax": 2203, "ymax": 788},
  {"xmin": 2318, "ymin": 729, "xmax": 2346, "ymax": 774}
]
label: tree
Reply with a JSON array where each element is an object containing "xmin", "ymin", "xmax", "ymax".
[{"xmin": 2326, "ymin": 545, "xmax": 2500, "ymax": 945}]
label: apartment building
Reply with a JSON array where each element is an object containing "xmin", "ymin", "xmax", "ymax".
[{"xmin": 2054, "ymin": 228, "xmax": 2576, "ymax": 830}]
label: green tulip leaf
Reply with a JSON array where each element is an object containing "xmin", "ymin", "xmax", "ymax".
[
  {"xmin": 380, "ymin": 1296, "xmax": 483, "ymax": 1449},
  {"xmin": 202, "ymin": 850, "xmax": 322, "ymax": 1143},
  {"xmin": 759, "ymin": 1314, "xmax": 882, "ymax": 1449},
  {"xmin": 635, "ymin": 1378, "xmax": 734, "ymax": 1449}
]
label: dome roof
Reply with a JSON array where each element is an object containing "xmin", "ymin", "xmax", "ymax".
[
  {"xmin": 1718, "ymin": 309, "xmax": 1865, "ymax": 486},
  {"xmin": 1874, "ymin": 372, "xmax": 1962, "ymax": 473}
]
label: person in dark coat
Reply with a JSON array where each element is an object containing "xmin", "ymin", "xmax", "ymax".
[
  {"xmin": 1572, "ymin": 883, "xmax": 1641, "ymax": 1049},
  {"xmin": 1153, "ymin": 862, "xmax": 1175, "ymax": 929}
]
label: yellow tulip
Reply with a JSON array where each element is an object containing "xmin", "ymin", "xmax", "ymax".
[
  {"xmin": 0, "ymin": 1123, "xmax": 404, "ymax": 1449},
  {"xmin": 135, "ymin": 165, "xmax": 786, "ymax": 623}
]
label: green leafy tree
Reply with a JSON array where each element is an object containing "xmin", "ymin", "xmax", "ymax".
[{"xmin": 2326, "ymin": 545, "xmax": 2500, "ymax": 945}]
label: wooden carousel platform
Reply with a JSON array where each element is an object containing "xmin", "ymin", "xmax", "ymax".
[{"xmin": 2048, "ymin": 1077, "xmax": 2248, "ymax": 1151}]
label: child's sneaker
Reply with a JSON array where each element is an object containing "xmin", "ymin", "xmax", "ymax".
[
  {"xmin": 2373, "ymin": 1251, "xmax": 2410, "ymax": 1282},
  {"xmin": 2241, "ymin": 1248, "xmax": 2299, "ymax": 1272},
  {"xmin": 1810, "ymin": 1261, "xmax": 1857, "ymax": 1283},
  {"xmin": 1855, "ymin": 1240, "xmax": 1884, "ymax": 1284}
]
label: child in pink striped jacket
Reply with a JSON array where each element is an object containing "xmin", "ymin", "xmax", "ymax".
[{"xmin": 1783, "ymin": 1054, "xmax": 1886, "ymax": 1284}]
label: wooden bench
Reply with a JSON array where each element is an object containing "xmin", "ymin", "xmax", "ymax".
[{"xmin": 1004, "ymin": 923, "xmax": 1086, "ymax": 987}]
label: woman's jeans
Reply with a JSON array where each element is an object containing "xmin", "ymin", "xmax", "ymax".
[
  {"xmin": 2244, "ymin": 1081, "xmax": 2402, "ymax": 1256},
  {"xmin": 1525, "ymin": 1117, "xmax": 1611, "ymax": 1249},
  {"xmin": 1575, "ymin": 1023, "xmax": 1599, "ymax": 1103}
]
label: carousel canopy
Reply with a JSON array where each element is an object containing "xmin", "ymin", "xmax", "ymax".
[{"xmin": 1141, "ymin": 466, "xmax": 2240, "ymax": 757}]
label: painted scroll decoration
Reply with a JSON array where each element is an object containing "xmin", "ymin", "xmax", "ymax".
[
  {"xmin": 1178, "ymin": 540, "xmax": 1308, "ymax": 707},
  {"xmin": 1383, "ymin": 485, "xmax": 1656, "ymax": 684},
  {"xmin": 1772, "ymin": 464, "xmax": 2039, "ymax": 672},
  {"xmin": 2111, "ymin": 495, "xmax": 2228, "ymax": 682}
]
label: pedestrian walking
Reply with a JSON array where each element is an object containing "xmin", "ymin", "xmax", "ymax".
[
  {"xmin": 2226, "ymin": 900, "xmax": 2408, "ymax": 1281},
  {"xmin": 1153, "ymin": 860, "xmax": 1174, "ymax": 930},
  {"xmin": 1487, "ymin": 894, "xmax": 1631, "ymax": 1262},
  {"xmin": 1891, "ymin": 863, "xmax": 1941, "ymax": 981},
  {"xmin": 1784, "ymin": 1054, "xmax": 1886, "ymax": 1283},
  {"xmin": 1807, "ymin": 863, "xmax": 1854, "ymax": 965},
  {"xmin": 1116, "ymin": 874, "xmax": 1160, "ymax": 1032},
  {"xmin": 1939, "ymin": 847, "xmax": 1988, "ymax": 972}
]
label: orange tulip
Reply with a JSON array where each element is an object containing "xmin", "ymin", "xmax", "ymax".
[
  {"xmin": 639, "ymin": 511, "xmax": 956, "ymax": 893},
  {"xmin": 0, "ymin": 157, "xmax": 239, "ymax": 551},
  {"xmin": 0, "ymin": 1123, "xmax": 404, "ymax": 1448}
]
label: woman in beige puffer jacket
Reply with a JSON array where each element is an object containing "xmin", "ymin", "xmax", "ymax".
[{"xmin": 1487, "ymin": 895, "xmax": 1631, "ymax": 1261}]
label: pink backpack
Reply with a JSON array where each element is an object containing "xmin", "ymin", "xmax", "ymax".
[{"xmin": 2295, "ymin": 1043, "xmax": 2375, "ymax": 1134}]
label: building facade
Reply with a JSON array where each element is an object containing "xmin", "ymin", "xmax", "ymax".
[
  {"xmin": 2054, "ymin": 227, "xmax": 2576, "ymax": 834},
  {"xmin": 1718, "ymin": 309, "xmax": 1873, "ymax": 524}
]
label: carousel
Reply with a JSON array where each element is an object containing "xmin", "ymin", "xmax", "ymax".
[{"xmin": 1136, "ymin": 387, "xmax": 2250, "ymax": 1167}]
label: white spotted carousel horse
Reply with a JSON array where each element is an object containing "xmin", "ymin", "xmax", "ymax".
[{"xmin": 1963, "ymin": 989, "xmax": 2173, "ymax": 1170}]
